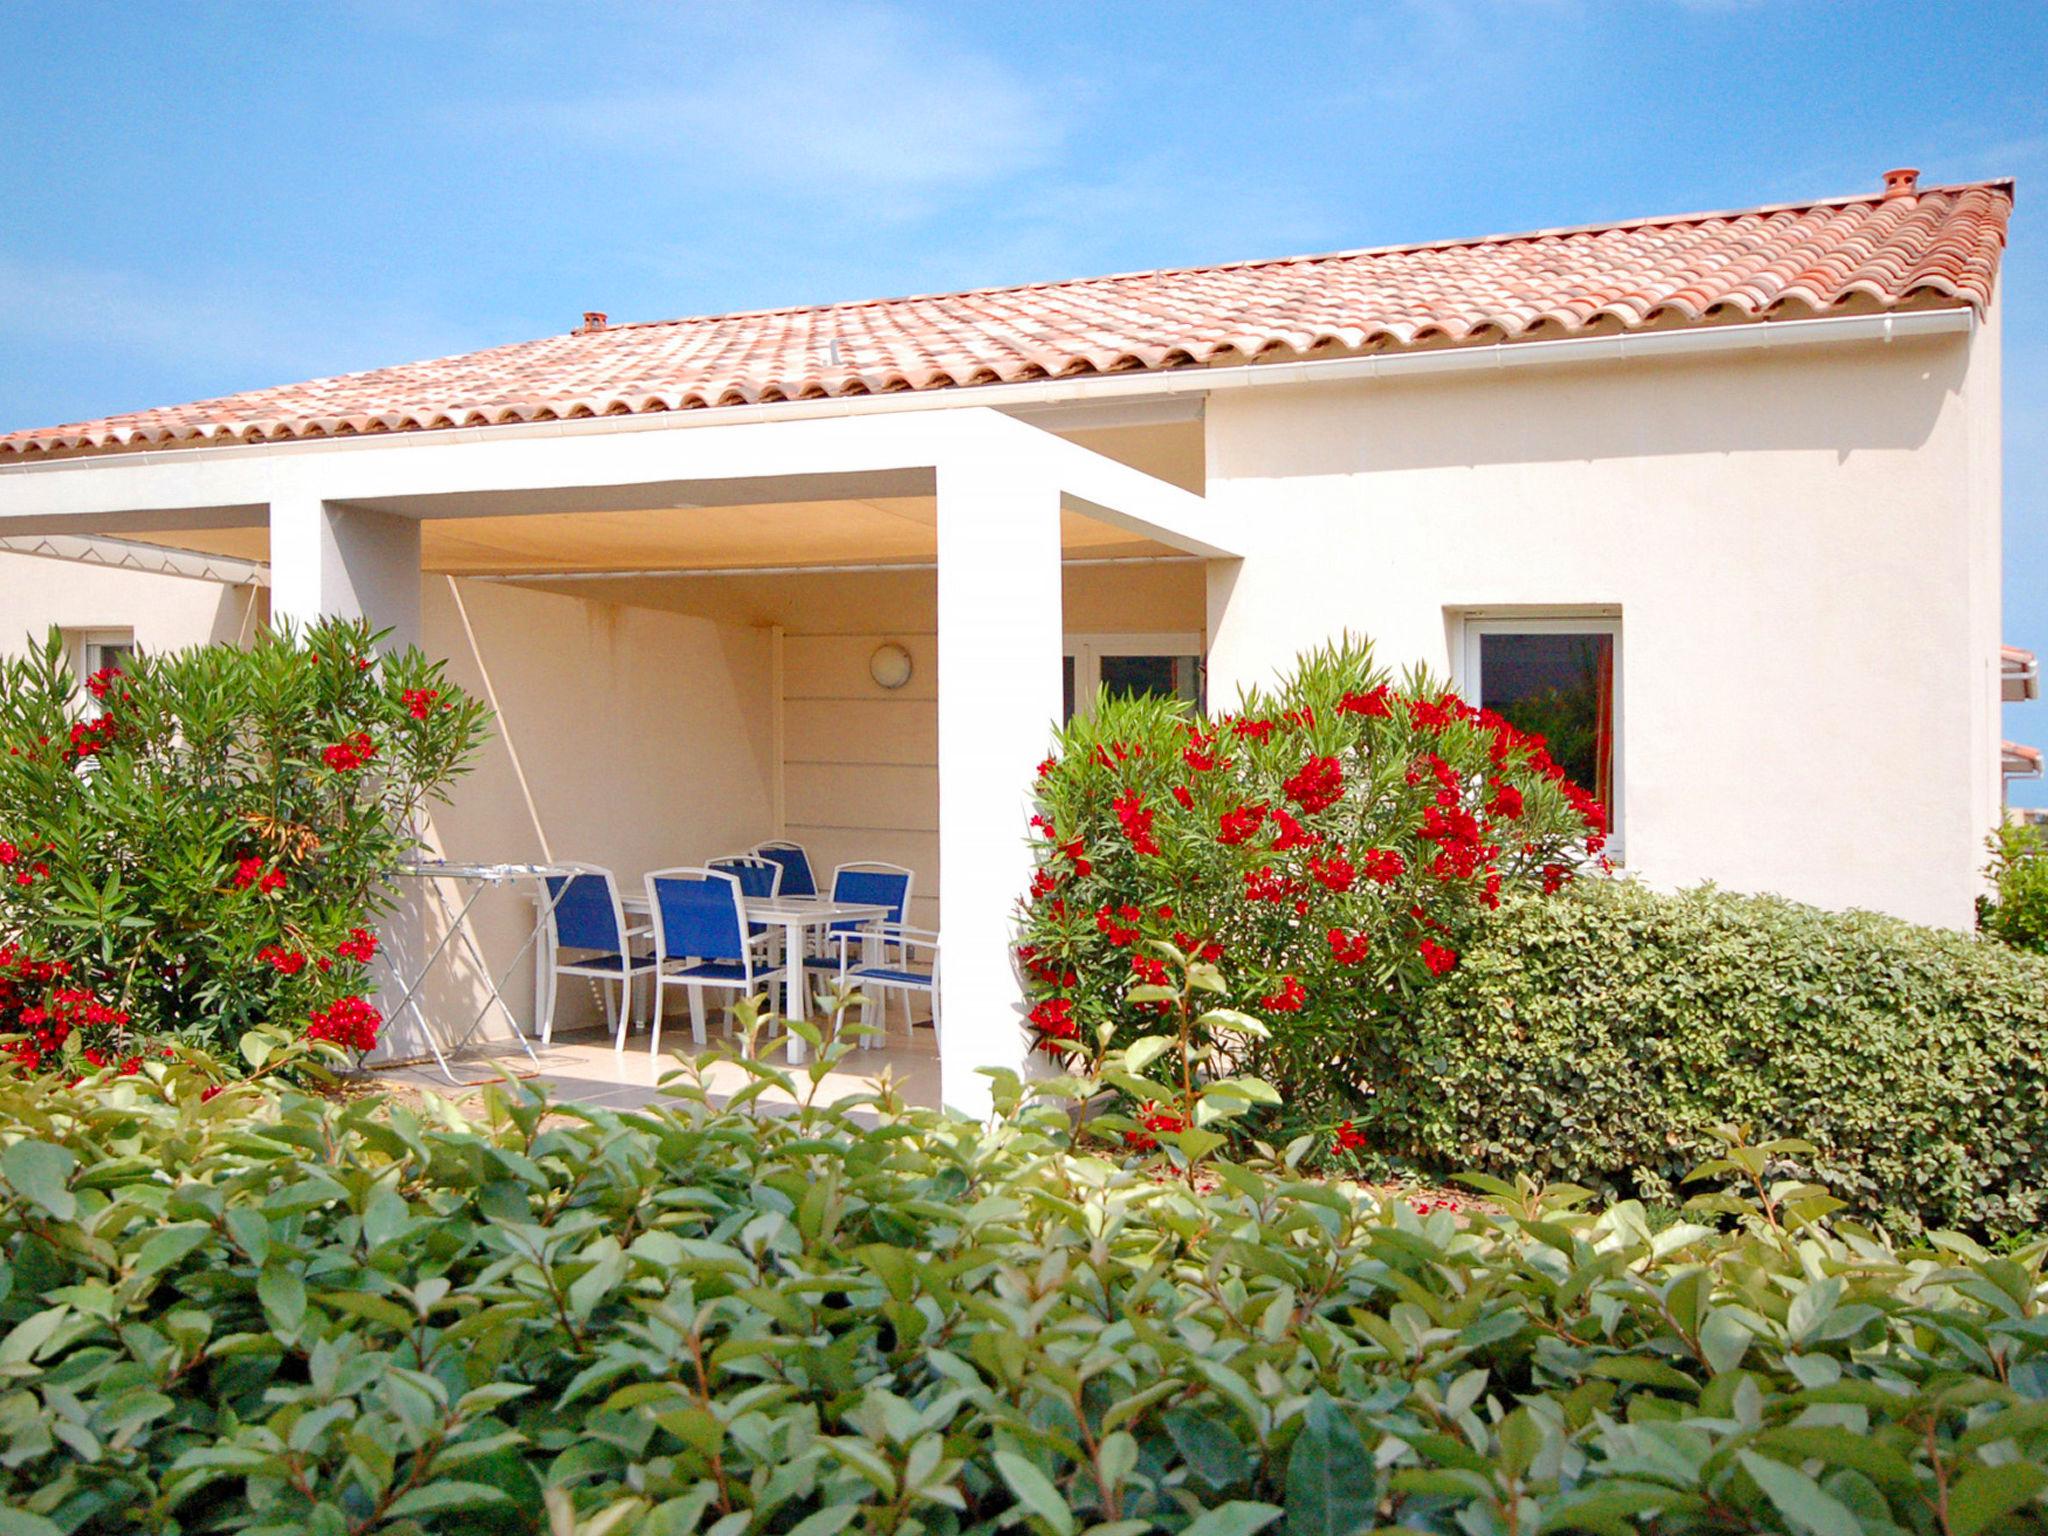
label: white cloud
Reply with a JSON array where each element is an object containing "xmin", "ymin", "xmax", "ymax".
[
  {"xmin": 485, "ymin": 5, "xmax": 1065, "ymax": 220},
  {"xmin": 0, "ymin": 255, "xmax": 490, "ymax": 405}
]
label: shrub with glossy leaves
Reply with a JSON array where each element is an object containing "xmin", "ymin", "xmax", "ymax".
[
  {"xmin": 1018, "ymin": 637, "xmax": 1603, "ymax": 1136},
  {"xmin": 1980, "ymin": 821, "xmax": 2048, "ymax": 955},
  {"xmin": 0, "ymin": 620, "xmax": 487, "ymax": 1071},
  {"xmin": 1389, "ymin": 878, "xmax": 2048, "ymax": 1236},
  {"xmin": 1, "ymin": 1039, "xmax": 2046, "ymax": 1534}
]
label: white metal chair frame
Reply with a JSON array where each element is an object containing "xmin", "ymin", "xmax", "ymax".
[
  {"xmin": 835, "ymin": 925, "xmax": 941, "ymax": 1050},
  {"xmin": 641, "ymin": 865, "xmax": 786, "ymax": 1057},
  {"xmin": 539, "ymin": 862, "xmax": 657, "ymax": 1046},
  {"xmin": 811, "ymin": 861, "xmax": 932, "ymax": 1042}
]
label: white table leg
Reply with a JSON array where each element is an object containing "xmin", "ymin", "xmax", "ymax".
[{"xmin": 783, "ymin": 915, "xmax": 808, "ymax": 1064}]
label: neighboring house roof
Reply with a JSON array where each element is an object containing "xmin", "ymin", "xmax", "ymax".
[
  {"xmin": 0, "ymin": 170, "xmax": 2013, "ymax": 460},
  {"xmin": 2005, "ymin": 740, "xmax": 2043, "ymax": 780},
  {"xmin": 2004, "ymin": 644, "xmax": 2040, "ymax": 702}
]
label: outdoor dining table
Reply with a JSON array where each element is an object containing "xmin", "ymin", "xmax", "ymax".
[{"xmin": 618, "ymin": 891, "xmax": 890, "ymax": 1063}]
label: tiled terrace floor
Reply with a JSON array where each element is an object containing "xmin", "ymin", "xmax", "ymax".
[{"xmin": 368, "ymin": 1021, "xmax": 942, "ymax": 1115}]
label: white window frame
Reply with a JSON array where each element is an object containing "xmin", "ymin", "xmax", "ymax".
[
  {"xmin": 1457, "ymin": 612, "xmax": 1624, "ymax": 858},
  {"xmin": 1064, "ymin": 632, "xmax": 1205, "ymax": 721},
  {"xmin": 64, "ymin": 627, "xmax": 138, "ymax": 685}
]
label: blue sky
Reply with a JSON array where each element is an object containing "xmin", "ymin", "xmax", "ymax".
[{"xmin": 3, "ymin": 0, "xmax": 2045, "ymax": 792}]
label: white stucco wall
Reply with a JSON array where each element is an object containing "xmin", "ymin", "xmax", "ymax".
[
  {"xmin": 0, "ymin": 551, "xmax": 259, "ymax": 661},
  {"xmin": 1203, "ymin": 327, "xmax": 2000, "ymax": 928}
]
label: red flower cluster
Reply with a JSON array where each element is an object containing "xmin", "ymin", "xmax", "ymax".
[
  {"xmin": 1485, "ymin": 778, "xmax": 1525, "ymax": 820},
  {"xmin": 68, "ymin": 715, "xmax": 117, "ymax": 761},
  {"xmin": 402, "ymin": 687, "xmax": 441, "ymax": 720},
  {"xmin": 1326, "ymin": 928, "xmax": 1372, "ymax": 966},
  {"xmin": 1125, "ymin": 1102, "xmax": 1186, "ymax": 1151},
  {"xmin": 336, "ymin": 927, "xmax": 379, "ymax": 964},
  {"xmin": 1217, "ymin": 803, "xmax": 1267, "ymax": 845},
  {"xmin": 1229, "ymin": 717, "xmax": 1274, "ymax": 744},
  {"xmin": 1269, "ymin": 808, "xmax": 1321, "ymax": 852},
  {"xmin": 1029, "ymin": 996, "xmax": 1079, "ymax": 1054},
  {"xmin": 1096, "ymin": 904, "xmax": 1143, "ymax": 946},
  {"xmin": 1418, "ymin": 937, "xmax": 1460, "ymax": 976},
  {"xmin": 1182, "ymin": 727, "xmax": 1225, "ymax": 773},
  {"xmin": 1411, "ymin": 1196, "xmax": 1464, "ymax": 1215},
  {"xmin": 1242, "ymin": 866, "xmax": 1300, "ymax": 905},
  {"xmin": 232, "ymin": 857, "xmax": 286, "ymax": 894},
  {"xmin": 1112, "ymin": 790, "xmax": 1161, "ymax": 856},
  {"xmin": 1259, "ymin": 974, "xmax": 1307, "ymax": 1013},
  {"xmin": 5, "ymin": 844, "xmax": 51, "ymax": 888},
  {"xmin": 85, "ymin": 666, "xmax": 124, "ymax": 702},
  {"xmin": 1360, "ymin": 847, "xmax": 1407, "ymax": 885},
  {"xmin": 321, "ymin": 732, "xmax": 377, "ymax": 773},
  {"xmin": 1172, "ymin": 930, "xmax": 1226, "ymax": 963},
  {"xmin": 1282, "ymin": 754, "xmax": 1344, "ymax": 813},
  {"xmin": 306, "ymin": 994, "xmax": 381, "ymax": 1054},
  {"xmin": 1332, "ymin": 1119, "xmax": 1368, "ymax": 1152},
  {"xmin": 258, "ymin": 945, "xmax": 306, "ymax": 975},
  {"xmin": 1335, "ymin": 686, "xmax": 1391, "ymax": 718},
  {"xmin": 0, "ymin": 948, "xmax": 130, "ymax": 1074},
  {"xmin": 1307, "ymin": 850, "xmax": 1355, "ymax": 892},
  {"xmin": 1016, "ymin": 943, "xmax": 1076, "ymax": 990}
]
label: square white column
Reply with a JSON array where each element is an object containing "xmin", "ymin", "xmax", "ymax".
[
  {"xmin": 935, "ymin": 459, "xmax": 1063, "ymax": 1116},
  {"xmin": 268, "ymin": 495, "xmax": 422, "ymax": 650}
]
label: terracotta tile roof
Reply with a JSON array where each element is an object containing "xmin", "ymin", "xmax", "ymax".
[
  {"xmin": 2004, "ymin": 740, "xmax": 2043, "ymax": 779},
  {"xmin": 2005, "ymin": 644, "xmax": 2039, "ymax": 703},
  {"xmin": 1, "ymin": 173, "xmax": 2013, "ymax": 460}
]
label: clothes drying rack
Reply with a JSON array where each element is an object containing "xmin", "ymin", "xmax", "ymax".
[{"xmin": 385, "ymin": 859, "xmax": 580, "ymax": 1085}]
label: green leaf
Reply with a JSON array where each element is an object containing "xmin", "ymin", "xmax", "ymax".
[
  {"xmin": 1164, "ymin": 1407, "xmax": 1251, "ymax": 1491},
  {"xmin": 258, "ymin": 1267, "xmax": 306, "ymax": 1336},
  {"xmin": 0, "ymin": 1511, "xmax": 63, "ymax": 1536},
  {"xmin": 994, "ymin": 1451, "xmax": 1074, "ymax": 1536},
  {"xmin": 1945, "ymin": 1463, "xmax": 2048, "ymax": 1536},
  {"xmin": 1122, "ymin": 1036, "xmax": 1173, "ymax": 1074},
  {"xmin": 385, "ymin": 1482, "xmax": 514, "ymax": 1518},
  {"xmin": 1285, "ymin": 1393, "xmax": 1377, "ymax": 1536},
  {"xmin": 0, "ymin": 1306, "xmax": 68, "ymax": 1367},
  {"xmin": 1181, "ymin": 1503, "xmax": 1283, "ymax": 1536},
  {"xmin": 1585, "ymin": 1356, "xmax": 1699, "ymax": 1394},
  {"xmin": 1737, "ymin": 1450, "xmax": 1863, "ymax": 1536},
  {"xmin": 1, "ymin": 1141, "xmax": 76, "ymax": 1221}
]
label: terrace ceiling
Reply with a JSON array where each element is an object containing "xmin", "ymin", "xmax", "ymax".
[{"xmin": 114, "ymin": 495, "xmax": 1184, "ymax": 576}]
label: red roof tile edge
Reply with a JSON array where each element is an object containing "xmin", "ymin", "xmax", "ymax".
[{"xmin": 0, "ymin": 176, "xmax": 2014, "ymax": 461}]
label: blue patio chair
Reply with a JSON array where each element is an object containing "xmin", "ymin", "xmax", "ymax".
[
  {"xmin": 709, "ymin": 853, "xmax": 781, "ymax": 938},
  {"xmin": 643, "ymin": 867, "xmax": 785, "ymax": 1057},
  {"xmin": 752, "ymin": 840, "xmax": 817, "ymax": 898},
  {"xmin": 838, "ymin": 926, "xmax": 940, "ymax": 1050},
  {"xmin": 539, "ymin": 863, "xmax": 657, "ymax": 1046},
  {"xmin": 804, "ymin": 861, "xmax": 916, "ymax": 1026}
]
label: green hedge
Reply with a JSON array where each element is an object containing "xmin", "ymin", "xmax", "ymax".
[
  {"xmin": 6, "ymin": 1053, "xmax": 2048, "ymax": 1534},
  {"xmin": 1382, "ymin": 879, "xmax": 2048, "ymax": 1234}
]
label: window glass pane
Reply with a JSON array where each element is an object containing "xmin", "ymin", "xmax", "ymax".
[
  {"xmin": 1478, "ymin": 631, "xmax": 1615, "ymax": 820},
  {"xmin": 1099, "ymin": 654, "xmax": 1202, "ymax": 711},
  {"xmin": 1061, "ymin": 655, "xmax": 1076, "ymax": 724}
]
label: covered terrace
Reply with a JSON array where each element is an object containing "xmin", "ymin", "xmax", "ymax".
[{"xmin": 0, "ymin": 405, "xmax": 1238, "ymax": 1112}]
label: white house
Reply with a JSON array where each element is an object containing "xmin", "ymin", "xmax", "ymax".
[{"xmin": 0, "ymin": 168, "xmax": 2014, "ymax": 1110}]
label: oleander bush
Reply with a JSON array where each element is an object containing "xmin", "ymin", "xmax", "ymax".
[
  {"xmin": 1980, "ymin": 821, "xmax": 2048, "ymax": 955},
  {"xmin": 0, "ymin": 620, "xmax": 487, "ymax": 1074},
  {"xmin": 1018, "ymin": 637, "xmax": 1605, "ymax": 1135},
  {"xmin": 3, "ymin": 1037, "xmax": 2047, "ymax": 1534},
  {"xmin": 1383, "ymin": 878, "xmax": 2048, "ymax": 1237}
]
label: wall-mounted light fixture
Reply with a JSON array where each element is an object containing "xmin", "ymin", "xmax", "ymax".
[{"xmin": 869, "ymin": 642, "xmax": 914, "ymax": 690}]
